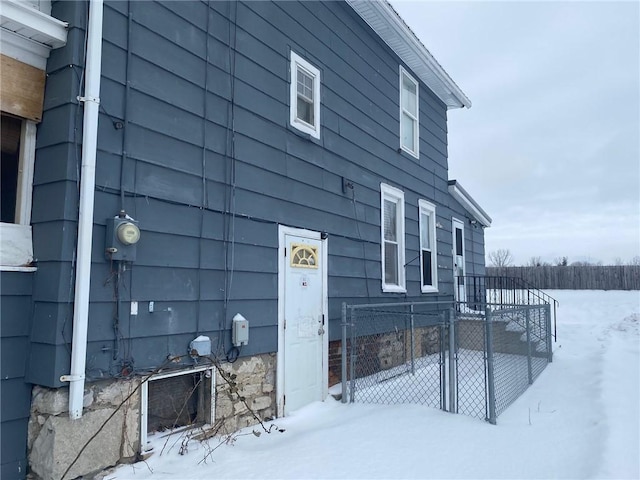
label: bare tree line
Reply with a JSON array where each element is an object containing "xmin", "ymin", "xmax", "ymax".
[{"xmin": 487, "ymin": 249, "xmax": 640, "ymax": 268}]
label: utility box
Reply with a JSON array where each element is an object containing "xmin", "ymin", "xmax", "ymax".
[
  {"xmin": 189, "ymin": 335, "xmax": 211, "ymax": 358},
  {"xmin": 105, "ymin": 213, "xmax": 140, "ymax": 261},
  {"xmin": 232, "ymin": 314, "xmax": 249, "ymax": 347}
]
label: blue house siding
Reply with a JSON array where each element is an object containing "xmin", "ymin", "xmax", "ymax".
[
  {"xmin": 24, "ymin": 0, "xmax": 86, "ymax": 387},
  {"xmin": 25, "ymin": 0, "xmax": 486, "ymax": 387},
  {"xmin": 1, "ymin": 271, "xmax": 34, "ymax": 480}
]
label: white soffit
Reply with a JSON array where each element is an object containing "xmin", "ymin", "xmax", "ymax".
[
  {"xmin": 347, "ymin": 0, "xmax": 471, "ymax": 110},
  {"xmin": 448, "ymin": 180, "xmax": 492, "ymax": 227},
  {"xmin": 0, "ymin": 0, "xmax": 67, "ymax": 69}
]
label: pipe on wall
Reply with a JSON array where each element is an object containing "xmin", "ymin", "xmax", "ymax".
[{"xmin": 68, "ymin": 0, "xmax": 104, "ymax": 420}]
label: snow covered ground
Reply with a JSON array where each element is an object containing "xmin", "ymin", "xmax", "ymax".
[{"xmin": 107, "ymin": 290, "xmax": 639, "ymax": 479}]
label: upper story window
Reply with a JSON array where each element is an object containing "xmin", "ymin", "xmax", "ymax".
[
  {"xmin": 399, "ymin": 66, "xmax": 419, "ymax": 158},
  {"xmin": 419, "ymin": 199, "xmax": 438, "ymax": 293},
  {"xmin": 380, "ymin": 183, "xmax": 406, "ymax": 292},
  {"xmin": 290, "ymin": 51, "xmax": 321, "ymax": 139}
]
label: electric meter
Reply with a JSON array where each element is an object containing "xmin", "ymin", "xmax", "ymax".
[
  {"xmin": 105, "ymin": 212, "xmax": 140, "ymax": 261},
  {"xmin": 116, "ymin": 222, "xmax": 140, "ymax": 245}
]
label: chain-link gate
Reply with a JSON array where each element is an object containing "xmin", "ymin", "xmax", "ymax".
[
  {"xmin": 341, "ymin": 301, "xmax": 553, "ymax": 424},
  {"xmin": 341, "ymin": 302, "xmax": 448, "ymax": 410}
]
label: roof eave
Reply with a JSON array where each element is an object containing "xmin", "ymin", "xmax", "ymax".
[
  {"xmin": 346, "ymin": 0, "xmax": 471, "ymax": 110},
  {"xmin": 448, "ymin": 180, "xmax": 492, "ymax": 227},
  {"xmin": 0, "ymin": 0, "xmax": 68, "ymax": 49}
]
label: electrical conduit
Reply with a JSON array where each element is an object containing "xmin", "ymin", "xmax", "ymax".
[{"xmin": 67, "ymin": 0, "xmax": 103, "ymax": 420}]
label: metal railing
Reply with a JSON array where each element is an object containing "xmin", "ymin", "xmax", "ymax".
[
  {"xmin": 341, "ymin": 299, "xmax": 553, "ymax": 424},
  {"xmin": 456, "ymin": 275, "xmax": 559, "ymax": 341}
]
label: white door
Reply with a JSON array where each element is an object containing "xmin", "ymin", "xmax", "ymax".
[
  {"xmin": 278, "ymin": 228, "xmax": 327, "ymax": 415},
  {"xmin": 452, "ymin": 218, "xmax": 466, "ymax": 303}
]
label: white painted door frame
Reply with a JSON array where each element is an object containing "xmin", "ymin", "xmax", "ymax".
[
  {"xmin": 276, "ymin": 225, "xmax": 328, "ymax": 417},
  {"xmin": 452, "ymin": 217, "xmax": 466, "ymax": 302}
]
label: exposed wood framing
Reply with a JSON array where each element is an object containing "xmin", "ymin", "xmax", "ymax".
[{"xmin": 0, "ymin": 54, "xmax": 46, "ymax": 122}]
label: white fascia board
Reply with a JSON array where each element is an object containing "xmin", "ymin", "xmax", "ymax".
[
  {"xmin": 1, "ymin": 28, "xmax": 50, "ymax": 68},
  {"xmin": 448, "ymin": 181, "xmax": 492, "ymax": 227},
  {"xmin": 0, "ymin": 0, "xmax": 68, "ymax": 48},
  {"xmin": 347, "ymin": 0, "xmax": 471, "ymax": 110}
]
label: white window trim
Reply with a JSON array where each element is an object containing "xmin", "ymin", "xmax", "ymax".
[
  {"xmin": 1, "ymin": 119, "xmax": 36, "ymax": 269},
  {"xmin": 399, "ymin": 66, "xmax": 419, "ymax": 158},
  {"xmin": 380, "ymin": 183, "xmax": 406, "ymax": 293},
  {"xmin": 419, "ymin": 199, "xmax": 438, "ymax": 293},
  {"xmin": 289, "ymin": 51, "xmax": 321, "ymax": 139},
  {"xmin": 140, "ymin": 365, "xmax": 215, "ymax": 454}
]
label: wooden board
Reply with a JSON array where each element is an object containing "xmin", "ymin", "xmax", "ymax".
[{"xmin": 0, "ymin": 55, "xmax": 46, "ymax": 122}]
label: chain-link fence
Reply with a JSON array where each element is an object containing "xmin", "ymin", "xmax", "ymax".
[
  {"xmin": 454, "ymin": 312, "xmax": 488, "ymax": 419},
  {"xmin": 485, "ymin": 305, "xmax": 552, "ymax": 421},
  {"xmin": 341, "ymin": 302, "xmax": 447, "ymax": 410},
  {"xmin": 341, "ymin": 301, "xmax": 553, "ymax": 424}
]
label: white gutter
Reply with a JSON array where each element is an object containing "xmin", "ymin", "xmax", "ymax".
[
  {"xmin": 448, "ymin": 180, "xmax": 492, "ymax": 228},
  {"xmin": 0, "ymin": 0, "xmax": 68, "ymax": 48},
  {"xmin": 346, "ymin": 0, "xmax": 471, "ymax": 109},
  {"xmin": 66, "ymin": 0, "xmax": 103, "ymax": 420}
]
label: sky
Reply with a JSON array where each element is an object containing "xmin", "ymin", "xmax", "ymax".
[
  {"xmin": 107, "ymin": 290, "xmax": 639, "ymax": 479},
  {"xmin": 391, "ymin": 1, "xmax": 640, "ymax": 266}
]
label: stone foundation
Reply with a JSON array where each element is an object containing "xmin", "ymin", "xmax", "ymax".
[
  {"xmin": 328, "ymin": 326, "xmax": 442, "ymax": 387},
  {"xmin": 27, "ymin": 353, "xmax": 277, "ymax": 479},
  {"xmin": 28, "ymin": 379, "xmax": 141, "ymax": 480},
  {"xmin": 214, "ymin": 353, "xmax": 276, "ymax": 434}
]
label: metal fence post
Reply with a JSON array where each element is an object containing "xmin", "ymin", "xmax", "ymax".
[
  {"xmin": 545, "ymin": 303, "xmax": 553, "ymax": 363},
  {"xmin": 553, "ymin": 300, "xmax": 557, "ymax": 343},
  {"xmin": 410, "ymin": 304, "xmax": 415, "ymax": 375},
  {"xmin": 525, "ymin": 308, "xmax": 533, "ymax": 385},
  {"xmin": 341, "ymin": 302, "xmax": 347, "ymax": 403},
  {"xmin": 440, "ymin": 316, "xmax": 447, "ymax": 411},
  {"xmin": 485, "ymin": 307, "xmax": 497, "ymax": 425},
  {"xmin": 448, "ymin": 308, "xmax": 456, "ymax": 414},
  {"xmin": 349, "ymin": 306, "xmax": 356, "ymax": 403}
]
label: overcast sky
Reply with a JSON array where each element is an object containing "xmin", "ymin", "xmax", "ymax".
[{"xmin": 391, "ymin": 1, "xmax": 640, "ymax": 266}]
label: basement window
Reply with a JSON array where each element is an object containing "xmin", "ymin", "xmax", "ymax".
[{"xmin": 140, "ymin": 366, "xmax": 215, "ymax": 453}]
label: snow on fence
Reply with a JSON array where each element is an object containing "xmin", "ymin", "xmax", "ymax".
[{"xmin": 341, "ymin": 301, "xmax": 553, "ymax": 424}]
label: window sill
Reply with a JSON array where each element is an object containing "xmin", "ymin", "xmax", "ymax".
[
  {"xmin": 1, "ymin": 265, "xmax": 37, "ymax": 272},
  {"xmin": 288, "ymin": 122, "xmax": 321, "ymax": 143},
  {"xmin": 0, "ymin": 223, "xmax": 33, "ymax": 267},
  {"xmin": 400, "ymin": 145, "xmax": 419, "ymax": 159},
  {"xmin": 291, "ymin": 120, "xmax": 320, "ymax": 140},
  {"xmin": 382, "ymin": 284, "xmax": 407, "ymax": 294},
  {"xmin": 421, "ymin": 286, "xmax": 439, "ymax": 294}
]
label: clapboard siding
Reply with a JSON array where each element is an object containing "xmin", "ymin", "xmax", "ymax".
[
  {"xmin": 0, "ymin": 272, "xmax": 33, "ymax": 480},
  {"xmin": 1, "ymin": 418, "xmax": 29, "ymax": 480},
  {"xmin": 23, "ymin": 0, "xmax": 487, "ymax": 388}
]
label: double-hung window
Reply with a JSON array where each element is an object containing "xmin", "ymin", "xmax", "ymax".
[
  {"xmin": 1, "ymin": 113, "xmax": 36, "ymax": 268},
  {"xmin": 381, "ymin": 183, "xmax": 405, "ymax": 292},
  {"xmin": 419, "ymin": 200, "xmax": 438, "ymax": 292},
  {"xmin": 399, "ymin": 66, "xmax": 419, "ymax": 157},
  {"xmin": 290, "ymin": 51, "xmax": 321, "ymax": 139}
]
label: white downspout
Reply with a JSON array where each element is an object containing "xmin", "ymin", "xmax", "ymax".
[{"xmin": 67, "ymin": 0, "xmax": 103, "ymax": 420}]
